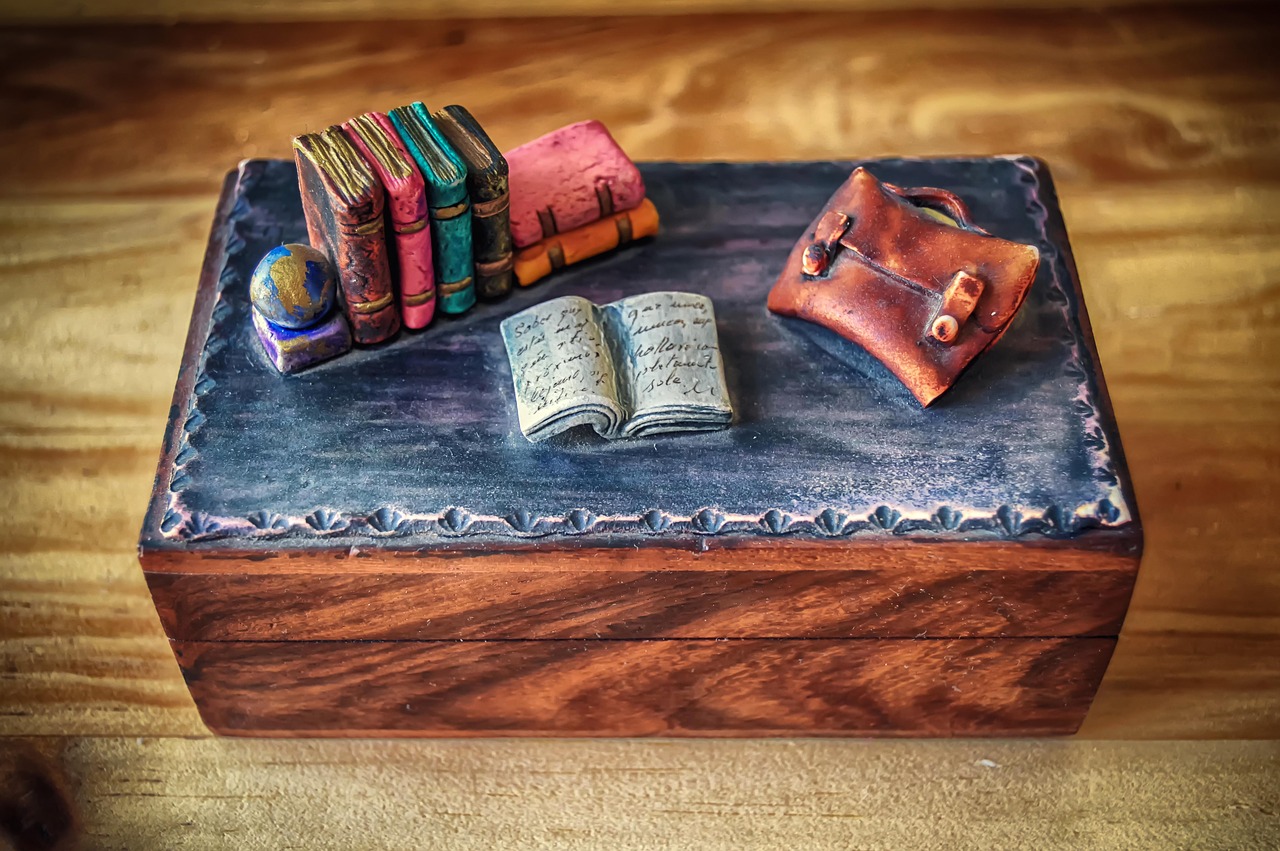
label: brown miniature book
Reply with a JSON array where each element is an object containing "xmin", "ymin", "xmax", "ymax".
[
  {"xmin": 293, "ymin": 128, "xmax": 400, "ymax": 345},
  {"xmin": 431, "ymin": 105, "xmax": 514, "ymax": 300}
]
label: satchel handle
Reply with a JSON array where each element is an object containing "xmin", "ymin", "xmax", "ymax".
[
  {"xmin": 801, "ymin": 178, "xmax": 989, "ymax": 279},
  {"xmin": 882, "ymin": 182, "xmax": 990, "ymax": 235}
]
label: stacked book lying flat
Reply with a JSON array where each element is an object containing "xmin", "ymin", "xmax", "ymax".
[{"xmin": 507, "ymin": 120, "xmax": 659, "ymax": 287}]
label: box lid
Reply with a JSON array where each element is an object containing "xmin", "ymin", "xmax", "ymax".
[{"xmin": 140, "ymin": 158, "xmax": 1140, "ymax": 642}]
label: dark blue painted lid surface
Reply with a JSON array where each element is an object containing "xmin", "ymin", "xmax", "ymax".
[{"xmin": 145, "ymin": 158, "xmax": 1136, "ymax": 550}]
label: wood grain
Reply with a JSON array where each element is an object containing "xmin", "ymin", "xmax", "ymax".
[
  {"xmin": 0, "ymin": 6, "xmax": 1278, "ymax": 843},
  {"xmin": 139, "ymin": 533, "xmax": 1140, "ymax": 574},
  {"xmin": 3, "ymin": 10, "xmax": 1277, "ymax": 738},
  {"xmin": 130, "ymin": 152, "xmax": 1140, "ymax": 735},
  {"xmin": 0, "ymin": 0, "xmax": 1234, "ymax": 25},
  {"xmin": 144, "ymin": 559, "xmax": 1138, "ymax": 640},
  {"xmin": 173, "ymin": 637, "xmax": 1115, "ymax": 737},
  {"xmin": 2, "ymin": 11, "xmax": 1278, "ymax": 199},
  {"xmin": 0, "ymin": 738, "xmax": 1272, "ymax": 851}
]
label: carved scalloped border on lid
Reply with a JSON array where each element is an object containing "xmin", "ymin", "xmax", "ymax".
[
  {"xmin": 162, "ymin": 501, "xmax": 1130, "ymax": 543},
  {"xmin": 1007, "ymin": 154, "xmax": 1132, "ymax": 531}
]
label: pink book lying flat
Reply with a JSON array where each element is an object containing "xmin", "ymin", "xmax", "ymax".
[
  {"xmin": 343, "ymin": 112, "xmax": 436, "ymax": 329},
  {"xmin": 505, "ymin": 119, "xmax": 646, "ymax": 249}
]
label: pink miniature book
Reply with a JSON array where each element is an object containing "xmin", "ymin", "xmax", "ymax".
[
  {"xmin": 505, "ymin": 120, "xmax": 646, "ymax": 249},
  {"xmin": 342, "ymin": 112, "xmax": 436, "ymax": 329}
]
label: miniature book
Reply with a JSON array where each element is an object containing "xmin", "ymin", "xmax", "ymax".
[
  {"xmin": 292, "ymin": 128, "xmax": 400, "ymax": 345},
  {"xmin": 342, "ymin": 112, "xmax": 437, "ymax": 330},
  {"xmin": 431, "ymin": 105, "xmax": 514, "ymax": 301},
  {"xmin": 767, "ymin": 167, "xmax": 1040, "ymax": 406},
  {"xmin": 505, "ymin": 120, "xmax": 646, "ymax": 248},
  {"xmin": 514, "ymin": 198, "xmax": 659, "ymax": 286},
  {"xmin": 388, "ymin": 102, "xmax": 476, "ymax": 315},
  {"xmin": 501, "ymin": 291, "xmax": 733, "ymax": 442}
]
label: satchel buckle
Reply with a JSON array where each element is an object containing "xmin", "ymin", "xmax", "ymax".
[
  {"xmin": 928, "ymin": 271, "xmax": 985, "ymax": 345},
  {"xmin": 802, "ymin": 211, "xmax": 851, "ymax": 277}
]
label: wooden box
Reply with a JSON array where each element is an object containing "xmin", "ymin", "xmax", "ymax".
[{"xmin": 140, "ymin": 158, "xmax": 1141, "ymax": 737}]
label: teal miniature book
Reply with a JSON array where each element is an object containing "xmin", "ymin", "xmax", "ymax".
[{"xmin": 388, "ymin": 102, "xmax": 476, "ymax": 314}]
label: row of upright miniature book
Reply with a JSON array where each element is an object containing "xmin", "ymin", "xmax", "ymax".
[{"xmin": 293, "ymin": 105, "xmax": 658, "ymax": 346}]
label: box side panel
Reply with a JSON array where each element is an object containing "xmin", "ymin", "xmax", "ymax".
[
  {"xmin": 146, "ymin": 552, "xmax": 1138, "ymax": 641},
  {"xmin": 175, "ymin": 637, "xmax": 1115, "ymax": 737}
]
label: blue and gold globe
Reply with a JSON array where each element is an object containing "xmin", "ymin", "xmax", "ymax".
[{"xmin": 250, "ymin": 244, "xmax": 337, "ymax": 329}]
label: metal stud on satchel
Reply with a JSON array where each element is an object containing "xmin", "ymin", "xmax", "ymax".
[{"xmin": 767, "ymin": 167, "xmax": 1041, "ymax": 406}]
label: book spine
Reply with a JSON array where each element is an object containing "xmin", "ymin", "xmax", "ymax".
[
  {"xmin": 513, "ymin": 198, "xmax": 659, "ymax": 287},
  {"xmin": 431, "ymin": 194, "xmax": 476, "ymax": 315},
  {"xmin": 343, "ymin": 116, "xmax": 437, "ymax": 330},
  {"xmin": 418, "ymin": 107, "xmax": 478, "ymax": 315},
  {"xmin": 431, "ymin": 106, "xmax": 513, "ymax": 301},
  {"xmin": 470, "ymin": 176, "xmax": 514, "ymax": 301},
  {"xmin": 294, "ymin": 150, "xmax": 400, "ymax": 345},
  {"xmin": 388, "ymin": 106, "xmax": 477, "ymax": 316},
  {"xmin": 392, "ymin": 211, "xmax": 437, "ymax": 329}
]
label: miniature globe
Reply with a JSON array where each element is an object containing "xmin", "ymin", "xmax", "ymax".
[{"xmin": 250, "ymin": 244, "xmax": 337, "ymax": 329}]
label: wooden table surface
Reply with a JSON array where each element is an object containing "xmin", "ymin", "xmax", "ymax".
[{"xmin": 0, "ymin": 6, "xmax": 1277, "ymax": 849}]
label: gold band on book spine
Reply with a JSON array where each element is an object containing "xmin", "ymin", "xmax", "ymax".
[
  {"xmin": 472, "ymin": 195, "xmax": 510, "ymax": 218},
  {"xmin": 402, "ymin": 288, "xmax": 436, "ymax": 306},
  {"xmin": 395, "ymin": 218, "xmax": 428, "ymax": 235},
  {"xmin": 476, "ymin": 255, "xmax": 514, "ymax": 276},
  {"xmin": 439, "ymin": 276, "xmax": 473, "ymax": 295},
  {"xmin": 431, "ymin": 201, "xmax": 470, "ymax": 221},
  {"xmin": 348, "ymin": 292, "xmax": 395, "ymax": 314},
  {"xmin": 616, "ymin": 213, "xmax": 634, "ymax": 243},
  {"xmin": 352, "ymin": 218, "xmax": 385, "ymax": 236}
]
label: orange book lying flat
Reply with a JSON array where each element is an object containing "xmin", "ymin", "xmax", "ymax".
[{"xmin": 513, "ymin": 198, "xmax": 659, "ymax": 287}]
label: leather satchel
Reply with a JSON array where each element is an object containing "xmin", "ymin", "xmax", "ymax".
[{"xmin": 767, "ymin": 167, "xmax": 1040, "ymax": 406}]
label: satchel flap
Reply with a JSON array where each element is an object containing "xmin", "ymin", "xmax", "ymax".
[
  {"xmin": 767, "ymin": 165, "xmax": 1045, "ymax": 405},
  {"xmin": 829, "ymin": 168, "xmax": 1039, "ymax": 335}
]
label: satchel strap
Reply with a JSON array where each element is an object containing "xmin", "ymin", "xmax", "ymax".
[
  {"xmin": 928, "ymin": 271, "xmax": 986, "ymax": 344},
  {"xmin": 801, "ymin": 210, "xmax": 851, "ymax": 277}
]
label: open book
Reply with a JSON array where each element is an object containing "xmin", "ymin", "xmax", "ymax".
[{"xmin": 500, "ymin": 292, "xmax": 734, "ymax": 442}]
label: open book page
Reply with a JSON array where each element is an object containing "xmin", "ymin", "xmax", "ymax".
[
  {"xmin": 601, "ymin": 291, "xmax": 733, "ymax": 437},
  {"xmin": 500, "ymin": 296, "xmax": 625, "ymax": 441}
]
